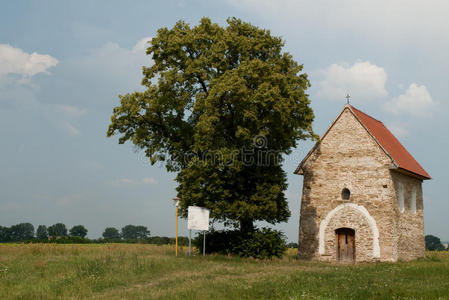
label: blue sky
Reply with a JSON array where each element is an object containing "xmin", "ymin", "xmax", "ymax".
[{"xmin": 1, "ymin": 0, "xmax": 447, "ymax": 241}]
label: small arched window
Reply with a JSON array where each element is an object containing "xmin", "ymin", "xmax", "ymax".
[{"xmin": 341, "ymin": 188, "xmax": 351, "ymax": 200}]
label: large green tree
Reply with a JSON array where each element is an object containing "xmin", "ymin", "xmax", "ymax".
[
  {"xmin": 48, "ymin": 223, "xmax": 68, "ymax": 237},
  {"xmin": 36, "ymin": 225, "xmax": 48, "ymax": 240},
  {"xmin": 425, "ymin": 235, "xmax": 446, "ymax": 251},
  {"xmin": 0, "ymin": 226, "xmax": 11, "ymax": 242},
  {"xmin": 121, "ymin": 225, "xmax": 150, "ymax": 240},
  {"xmin": 9, "ymin": 223, "xmax": 34, "ymax": 241},
  {"xmin": 107, "ymin": 18, "xmax": 315, "ymax": 233},
  {"xmin": 69, "ymin": 225, "xmax": 88, "ymax": 238},
  {"xmin": 102, "ymin": 227, "xmax": 121, "ymax": 240}
]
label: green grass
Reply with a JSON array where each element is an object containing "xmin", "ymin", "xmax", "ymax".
[{"xmin": 0, "ymin": 244, "xmax": 448, "ymax": 299}]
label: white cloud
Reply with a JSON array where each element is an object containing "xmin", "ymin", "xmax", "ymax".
[
  {"xmin": 0, "ymin": 36, "xmax": 151, "ymax": 137},
  {"xmin": 132, "ymin": 37, "xmax": 152, "ymax": 54},
  {"xmin": 2, "ymin": 36, "xmax": 153, "ymax": 108},
  {"xmin": 66, "ymin": 38, "xmax": 152, "ymax": 86},
  {"xmin": 0, "ymin": 44, "xmax": 58, "ymax": 77},
  {"xmin": 32, "ymin": 36, "xmax": 153, "ymax": 135},
  {"xmin": 42, "ymin": 36, "xmax": 154, "ymax": 111},
  {"xmin": 316, "ymin": 61, "xmax": 387, "ymax": 101},
  {"xmin": 384, "ymin": 83, "xmax": 434, "ymax": 117},
  {"xmin": 225, "ymin": 0, "xmax": 449, "ymax": 43}
]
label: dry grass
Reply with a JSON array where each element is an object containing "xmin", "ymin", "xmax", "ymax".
[{"xmin": 1, "ymin": 243, "xmax": 448, "ymax": 299}]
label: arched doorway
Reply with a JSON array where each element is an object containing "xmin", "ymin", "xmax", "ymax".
[
  {"xmin": 335, "ymin": 228, "xmax": 355, "ymax": 262},
  {"xmin": 318, "ymin": 203, "xmax": 380, "ymax": 260}
]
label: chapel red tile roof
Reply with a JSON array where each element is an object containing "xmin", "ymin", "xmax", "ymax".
[{"xmin": 350, "ymin": 105, "xmax": 431, "ymax": 180}]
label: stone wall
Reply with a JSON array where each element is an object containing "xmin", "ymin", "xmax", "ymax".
[
  {"xmin": 298, "ymin": 107, "xmax": 400, "ymax": 262},
  {"xmin": 391, "ymin": 171, "xmax": 425, "ymax": 260}
]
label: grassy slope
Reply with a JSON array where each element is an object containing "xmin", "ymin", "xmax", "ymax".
[{"xmin": 0, "ymin": 244, "xmax": 448, "ymax": 299}]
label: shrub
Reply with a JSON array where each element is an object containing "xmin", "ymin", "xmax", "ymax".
[
  {"xmin": 177, "ymin": 236, "xmax": 190, "ymax": 246},
  {"xmin": 24, "ymin": 236, "xmax": 90, "ymax": 244},
  {"xmin": 234, "ymin": 228, "xmax": 288, "ymax": 258},
  {"xmin": 148, "ymin": 236, "xmax": 171, "ymax": 245},
  {"xmin": 287, "ymin": 242, "xmax": 299, "ymax": 248},
  {"xmin": 194, "ymin": 228, "xmax": 287, "ymax": 259}
]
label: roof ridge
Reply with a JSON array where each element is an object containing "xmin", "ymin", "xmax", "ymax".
[{"xmin": 349, "ymin": 105, "xmax": 383, "ymax": 124}]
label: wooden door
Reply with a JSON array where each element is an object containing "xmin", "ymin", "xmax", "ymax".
[{"xmin": 336, "ymin": 228, "xmax": 355, "ymax": 262}]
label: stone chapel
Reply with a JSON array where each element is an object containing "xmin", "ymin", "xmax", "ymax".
[{"xmin": 295, "ymin": 104, "xmax": 431, "ymax": 262}]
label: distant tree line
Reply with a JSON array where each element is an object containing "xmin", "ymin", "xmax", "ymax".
[
  {"xmin": 3, "ymin": 223, "xmax": 444, "ymax": 251},
  {"xmin": 0, "ymin": 223, "xmax": 188, "ymax": 246},
  {"xmin": 425, "ymin": 235, "xmax": 447, "ymax": 251},
  {"xmin": 0, "ymin": 223, "xmax": 87, "ymax": 242},
  {"xmin": 100, "ymin": 225, "xmax": 188, "ymax": 245}
]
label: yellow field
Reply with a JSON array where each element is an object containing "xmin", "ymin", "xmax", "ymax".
[{"xmin": 0, "ymin": 243, "xmax": 448, "ymax": 299}]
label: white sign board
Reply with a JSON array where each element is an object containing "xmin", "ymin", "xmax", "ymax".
[{"xmin": 187, "ymin": 206, "xmax": 210, "ymax": 231}]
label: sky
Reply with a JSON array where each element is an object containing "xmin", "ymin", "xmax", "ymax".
[{"xmin": 1, "ymin": 0, "xmax": 448, "ymax": 242}]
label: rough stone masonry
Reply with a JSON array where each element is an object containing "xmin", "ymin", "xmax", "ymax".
[{"xmin": 295, "ymin": 104, "xmax": 430, "ymax": 262}]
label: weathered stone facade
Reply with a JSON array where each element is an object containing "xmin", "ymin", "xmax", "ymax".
[
  {"xmin": 391, "ymin": 171, "xmax": 425, "ymax": 260},
  {"xmin": 296, "ymin": 105, "xmax": 428, "ymax": 262}
]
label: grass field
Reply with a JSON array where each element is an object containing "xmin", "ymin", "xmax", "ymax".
[{"xmin": 0, "ymin": 244, "xmax": 448, "ymax": 299}]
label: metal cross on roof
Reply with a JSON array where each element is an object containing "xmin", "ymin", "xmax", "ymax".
[{"xmin": 345, "ymin": 94, "xmax": 351, "ymax": 104}]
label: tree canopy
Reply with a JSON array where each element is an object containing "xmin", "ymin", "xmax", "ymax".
[
  {"xmin": 121, "ymin": 225, "xmax": 150, "ymax": 240},
  {"xmin": 48, "ymin": 223, "xmax": 68, "ymax": 237},
  {"xmin": 107, "ymin": 18, "xmax": 315, "ymax": 233},
  {"xmin": 102, "ymin": 227, "xmax": 121, "ymax": 240},
  {"xmin": 9, "ymin": 223, "xmax": 34, "ymax": 241},
  {"xmin": 69, "ymin": 225, "xmax": 88, "ymax": 238},
  {"xmin": 36, "ymin": 225, "xmax": 48, "ymax": 240},
  {"xmin": 0, "ymin": 226, "xmax": 10, "ymax": 242},
  {"xmin": 425, "ymin": 234, "xmax": 446, "ymax": 251}
]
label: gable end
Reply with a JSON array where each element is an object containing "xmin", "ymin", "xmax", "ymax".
[
  {"xmin": 295, "ymin": 105, "xmax": 431, "ymax": 180},
  {"xmin": 294, "ymin": 105, "xmax": 394, "ymax": 175}
]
